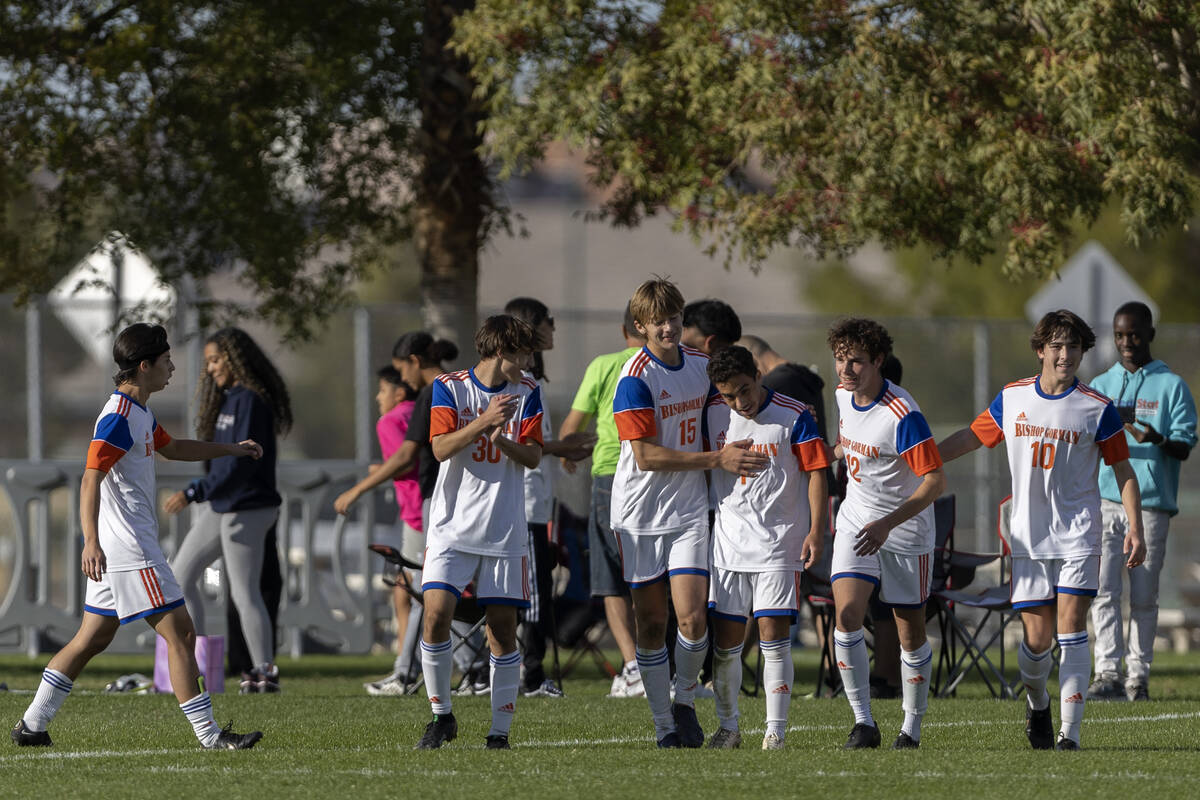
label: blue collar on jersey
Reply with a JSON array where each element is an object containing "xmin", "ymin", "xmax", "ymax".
[
  {"xmin": 641, "ymin": 345, "xmax": 686, "ymax": 371},
  {"xmin": 757, "ymin": 387, "xmax": 775, "ymax": 416},
  {"xmin": 850, "ymin": 379, "xmax": 890, "ymax": 412},
  {"xmin": 468, "ymin": 367, "xmax": 507, "ymax": 393},
  {"xmin": 1034, "ymin": 376, "xmax": 1078, "ymax": 400},
  {"xmin": 113, "ymin": 390, "xmax": 148, "ymax": 411}
]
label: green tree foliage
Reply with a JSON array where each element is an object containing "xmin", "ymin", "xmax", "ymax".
[
  {"xmin": 456, "ymin": 1, "xmax": 1200, "ymax": 280},
  {"xmin": 0, "ymin": 1, "xmax": 431, "ymax": 341}
]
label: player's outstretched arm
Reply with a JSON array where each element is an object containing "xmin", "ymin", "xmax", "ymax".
[
  {"xmin": 936, "ymin": 428, "xmax": 983, "ymax": 463},
  {"xmin": 556, "ymin": 408, "xmax": 594, "ymax": 474},
  {"xmin": 159, "ymin": 438, "xmax": 263, "ymax": 462},
  {"xmin": 1112, "ymin": 459, "xmax": 1147, "ymax": 568},
  {"xmin": 629, "ymin": 437, "xmax": 768, "ymax": 476},
  {"xmin": 79, "ymin": 468, "xmax": 107, "ymax": 580},
  {"xmin": 334, "ymin": 441, "xmax": 420, "ymax": 515},
  {"xmin": 432, "ymin": 394, "xmax": 517, "ymax": 462},
  {"xmin": 853, "ymin": 467, "xmax": 946, "ymax": 556}
]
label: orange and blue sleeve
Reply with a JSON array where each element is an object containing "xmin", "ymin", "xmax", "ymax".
[
  {"xmin": 153, "ymin": 422, "xmax": 172, "ymax": 450},
  {"xmin": 519, "ymin": 386, "xmax": 545, "ymax": 445},
  {"xmin": 791, "ymin": 410, "xmax": 832, "ymax": 471},
  {"xmin": 1096, "ymin": 403, "xmax": 1131, "ymax": 465},
  {"xmin": 613, "ymin": 376, "xmax": 656, "ymax": 441},
  {"xmin": 429, "ymin": 379, "xmax": 458, "ymax": 439},
  {"xmin": 86, "ymin": 413, "xmax": 132, "ymax": 472},
  {"xmin": 897, "ymin": 411, "xmax": 943, "ymax": 476},
  {"xmin": 970, "ymin": 391, "xmax": 1005, "ymax": 448}
]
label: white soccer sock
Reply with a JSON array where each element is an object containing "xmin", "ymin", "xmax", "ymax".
[
  {"xmin": 834, "ymin": 628, "xmax": 874, "ymax": 726},
  {"xmin": 179, "ymin": 691, "xmax": 221, "ymax": 747},
  {"xmin": 761, "ymin": 637, "xmax": 793, "ymax": 739},
  {"xmin": 22, "ymin": 668, "xmax": 73, "ymax": 732},
  {"xmin": 900, "ymin": 641, "xmax": 933, "ymax": 741},
  {"xmin": 636, "ymin": 646, "xmax": 674, "ymax": 739},
  {"xmin": 1018, "ymin": 640, "xmax": 1053, "ymax": 712},
  {"xmin": 1057, "ymin": 631, "xmax": 1089, "ymax": 744},
  {"xmin": 488, "ymin": 650, "xmax": 521, "ymax": 738},
  {"xmin": 712, "ymin": 644, "xmax": 743, "ymax": 732},
  {"xmin": 421, "ymin": 639, "xmax": 453, "ymax": 715},
  {"xmin": 673, "ymin": 631, "xmax": 708, "ymax": 707}
]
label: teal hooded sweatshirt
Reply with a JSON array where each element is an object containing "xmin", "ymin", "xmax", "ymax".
[{"xmin": 1092, "ymin": 359, "xmax": 1197, "ymax": 515}]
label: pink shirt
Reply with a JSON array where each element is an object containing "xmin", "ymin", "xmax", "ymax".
[{"xmin": 377, "ymin": 400, "xmax": 423, "ymax": 531}]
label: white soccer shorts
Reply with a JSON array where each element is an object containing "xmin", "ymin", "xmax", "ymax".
[
  {"xmin": 615, "ymin": 524, "xmax": 710, "ymax": 587},
  {"xmin": 708, "ymin": 568, "xmax": 802, "ymax": 622},
  {"xmin": 830, "ymin": 532, "xmax": 932, "ymax": 608},
  {"xmin": 1010, "ymin": 555, "xmax": 1100, "ymax": 609},
  {"xmin": 420, "ymin": 540, "xmax": 530, "ymax": 608},
  {"xmin": 84, "ymin": 563, "xmax": 185, "ymax": 624}
]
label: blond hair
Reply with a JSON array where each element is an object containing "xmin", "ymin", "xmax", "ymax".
[{"xmin": 628, "ymin": 277, "xmax": 684, "ymax": 327}]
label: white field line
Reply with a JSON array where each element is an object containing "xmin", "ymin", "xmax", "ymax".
[{"xmin": 1, "ymin": 710, "xmax": 1197, "ymax": 761}]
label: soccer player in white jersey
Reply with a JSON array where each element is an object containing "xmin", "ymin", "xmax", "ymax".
[
  {"xmin": 414, "ymin": 315, "xmax": 544, "ymax": 751},
  {"xmin": 828, "ymin": 318, "xmax": 944, "ymax": 750},
  {"xmin": 11, "ymin": 323, "xmax": 263, "ymax": 750},
  {"xmin": 939, "ymin": 309, "xmax": 1145, "ymax": 751},
  {"xmin": 703, "ymin": 346, "xmax": 830, "ymax": 750},
  {"xmin": 611, "ymin": 278, "xmax": 768, "ymax": 748}
]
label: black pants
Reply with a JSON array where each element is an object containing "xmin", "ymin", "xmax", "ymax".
[
  {"xmin": 520, "ymin": 523, "xmax": 555, "ymax": 690},
  {"xmin": 226, "ymin": 523, "xmax": 283, "ymax": 674}
]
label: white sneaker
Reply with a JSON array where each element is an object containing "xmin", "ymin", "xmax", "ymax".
[
  {"xmin": 364, "ymin": 674, "xmax": 410, "ymax": 696},
  {"xmin": 762, "ymin": 732, "xmax": 785, "ymax": 750},
  {"xmin": 608, "ymin": 665, "xmax": 645, "ymax": 698}
]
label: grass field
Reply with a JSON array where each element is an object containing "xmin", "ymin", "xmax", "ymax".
[{"xmin": 2, "ymin": 649, "xmax": 1199, "ymax": 799}]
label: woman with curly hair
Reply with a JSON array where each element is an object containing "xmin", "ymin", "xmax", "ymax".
[{"xmin": 165, "ymin": 327, "xmax": 292, "ymax": 694}]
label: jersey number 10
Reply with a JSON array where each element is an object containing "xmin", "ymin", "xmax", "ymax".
[{"xmin": 1029, "ymin": 441, "xmax": 1056, "ymax": 470}]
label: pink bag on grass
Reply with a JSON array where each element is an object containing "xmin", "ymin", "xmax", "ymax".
[{"xmin": 153, "ymin": 634, "xmax": 225, "ymax": 694}]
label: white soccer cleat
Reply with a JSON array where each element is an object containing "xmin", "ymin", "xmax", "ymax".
[{"xmin": 761, "ymin": 732, "xmax": 785, "ymax": 751}]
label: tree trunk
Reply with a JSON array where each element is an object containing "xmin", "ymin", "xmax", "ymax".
[{"xmin": 415, "ymin": 0, "xmax": 489, "ymax": 366}]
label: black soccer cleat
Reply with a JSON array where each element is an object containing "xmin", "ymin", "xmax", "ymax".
[
  {"xmin": 892, "ymin": 731, "xmax": 919, "ymax": 750},
  {"xmin": 656, "ymin": 731, "xmax": 682, "ymax": 749},
  {"xmin": 205, "ymin": 722, "xmax": 263, "ymax": 750},
  {"xmin": 485, "ymin": 734, "xmax": 510, "ymax": 750},
  {"xmin": 1055, "ymin": 733, "xmax": 1080, "ymax": 751},
  {"xmin": 11, "ymin": 720, "xmax": 52, "ymax": 747},
  {"xmin": 415, "ymin": 713, "xmax": 458, "ymax": 750},
  {"xmin": 844, "ymin": 722, "xmax": 881, "ymax": 749},
  {"xmin": 1025, "ymin": 703, "xmax": 1054, "ymax": 750},
  {"xmin": 672, "ymin": 703, "xmax": 704, "ymax": 748}
]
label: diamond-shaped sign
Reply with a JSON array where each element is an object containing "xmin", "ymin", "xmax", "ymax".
[{"xmin": 49, "ymin": 233, "xmax": 176, "ymax": 367}]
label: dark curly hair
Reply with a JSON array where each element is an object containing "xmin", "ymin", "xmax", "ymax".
[
  {"xmin": 827, "ymin": 318, "xmax": 893, "ymax": 361},
  {"xmin": 1030, "ymin": 309, "xmax": 1096, "ymax": 353},
  {"xmin": 195, "ymin": 327, "xmax": 293, "ymax": 440},
  {"xmin": 707, "ymin": 345, "xmax": 757, "ymax": 386}
]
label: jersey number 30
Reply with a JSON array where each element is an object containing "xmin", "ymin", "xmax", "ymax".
[{"xmin": 472, "ymin": 436, "xmax": 502, "ymax": 463}]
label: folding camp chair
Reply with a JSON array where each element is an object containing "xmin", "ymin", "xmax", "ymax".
[
  {"xmin": 368, "ymin": 544, "xmax": 490, "ymax": 694},
  {"xmin": 930, "ymin": 496, "xmax": 1022, "ymax": 699}
]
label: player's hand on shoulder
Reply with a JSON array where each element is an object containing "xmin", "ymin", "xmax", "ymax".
[
  {"xmin": 164, "ymin": 490, "xmax": 188, "ymax": 515},
  {"xmin": 718, "ymin": 438, "xmax": 769, "ymax": 476},
  {"xmin": 235, "ymin": 439, "xmax": 264, "ymax": 459},
  {"xmin": 81, "ymin": 541, "xmax": 106, "ymax": 582}
]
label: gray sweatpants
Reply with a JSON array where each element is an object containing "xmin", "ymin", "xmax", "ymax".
[{"xmin": 172, "ymin": 503, "xmax": 279, "ymax": 669}]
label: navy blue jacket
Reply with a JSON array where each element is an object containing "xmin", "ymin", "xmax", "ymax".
[{"xmin": 184, "ymin": 386, "xmax": 281, "ymax": 513}]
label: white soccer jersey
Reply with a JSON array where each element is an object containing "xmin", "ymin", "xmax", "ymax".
[
  {"xmin": 85, "ymin": 391, "xmax": 173, "ymax": 571},
  {"xmin": 611, "ymin": 345, "xmax": 715, "ymax": 535},
  {"xmin": 427, "ymin": 368, "xmax": 544, "ymax": 556},
  {"xmin": 705, "ymin": 390, "xmax": 831, "ymax": 571},
  {"xmin": 834, "ymin": 380, "xmax": 942, "ymax": 555},
  {"xmin": 971, "ymin": 376, "xmax": 1128, "ymax": 559}
]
